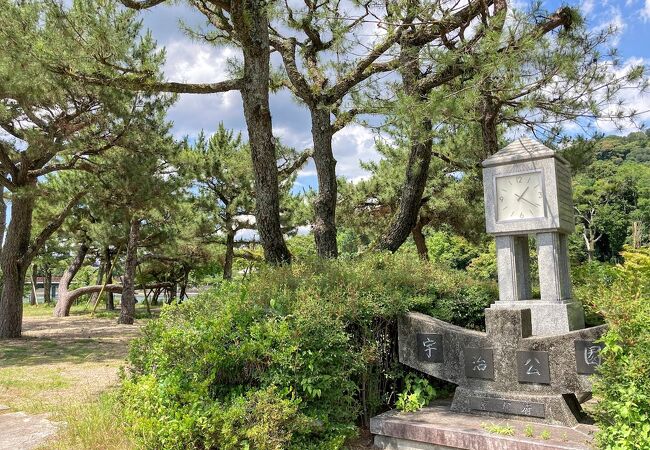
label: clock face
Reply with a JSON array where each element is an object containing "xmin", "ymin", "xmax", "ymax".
[{"xmin": 495, "ymin": 172, "xmax": 545, "ymax": 221}]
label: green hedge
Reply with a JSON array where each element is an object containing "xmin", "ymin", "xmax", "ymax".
[
  {"xmin": 591, "ymin": 248, "xmax": 650, "ymax": 449},
  {"xmin": 120, "ymin": 253, "xmax": 497, "ymax": 449}
]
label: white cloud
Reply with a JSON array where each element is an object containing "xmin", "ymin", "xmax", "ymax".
[
  {"xmin": 166, "ymin": 92, "xmax": 242, "ymax": 140},
  {"xmin": 331, "ymin": 124, "xmax": 382, "ymax": 181},
  {"xmin": 642, "ymin": 0, "xmax": 650, "ymax": 21},
  {"xmin": 590, "ymin": 7, "xmax": 626, "ymax": 46},
  {"xmin": 594, "ymin": 57, "xmax": 650, "ymax": 134},
  {"xmin": 582, "ymin": 0, "xmax": 595, "ymax": 15},
  {"xmin": 163, "ymin": 41, "xmax": 236, "ymax": 84},
  {"xmin": 273, "ymin": 125, "xmax": 312, "ymax": 151}
]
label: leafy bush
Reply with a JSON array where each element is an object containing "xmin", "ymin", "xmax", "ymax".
[
  {"xmin": 572, "ymin": 261, "xmax": 616, "ymax": 326},
  {"xmin": 467, "ymin": 242, "xmax": 497, "ymax": 280},
  {"xmin": 121, "ymin": 253, "xmax": 497, "ymax": 449},
  {"xmin": 395, "ymin": 374, "xmax": 436, "ymax": 413},
  {"xmin": 590, "ymin": 248, "xmax": 650, "ymax": 449},
  {"xmin": 426, "ymin": 231, "xmax": 481, "ymax": 270}
]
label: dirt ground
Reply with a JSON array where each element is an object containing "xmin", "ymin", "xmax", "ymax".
[
  {"xmin": 0, "ymin": 312, "xmax": 146, "ymax": 449},
  {"xmin": 0, "ymin": 315, "xmax": 142, "ymax": 411}
]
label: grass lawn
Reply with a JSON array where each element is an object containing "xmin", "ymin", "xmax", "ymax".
[{"xmin": 1, "ymin": 302, "xmax": 154, "ymax": 449}]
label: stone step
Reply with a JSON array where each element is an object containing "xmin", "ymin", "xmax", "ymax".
[
  {"xmin": 370, "ymin": 402, "xmax": 596, "ymax": 450},
  {"xmin": 0, "ymin": 411, "xmax": 58, "ymax": 450}
]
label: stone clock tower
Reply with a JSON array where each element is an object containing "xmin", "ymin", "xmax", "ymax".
[
  {"xmin": 482, "ymin": 137, "xmax": 585, "ymax": 335},
  {"xmin": 370, "ymin": 139, "xmax": 606, "ymax": 442}
]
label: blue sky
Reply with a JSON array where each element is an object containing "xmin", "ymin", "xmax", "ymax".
[{"xmin": 136, "ymin": 1, "xmax": 650, "ymax": 189}]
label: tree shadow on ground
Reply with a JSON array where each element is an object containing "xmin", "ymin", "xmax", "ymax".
[{"xmin": 0, "ymin": 313, "xmax": 154, "ymax": 367}]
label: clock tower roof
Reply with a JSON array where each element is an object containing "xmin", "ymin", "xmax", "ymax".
[{"xmin": 482, "ymin": 137, "xmax": 568, "ymax": 168}]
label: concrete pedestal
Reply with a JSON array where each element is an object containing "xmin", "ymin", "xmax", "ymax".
[{"xmin": 490, "ymin": 300, "xmax": 585, "ymax": 336}]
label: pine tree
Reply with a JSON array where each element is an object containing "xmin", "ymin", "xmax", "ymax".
[
  {"xmin": 179, "ymin": 123, "xmax": 308, "ymax": 279},
  {"xmin": 0, "ymin": 0, "xmax": 172, "ymax": 337}
]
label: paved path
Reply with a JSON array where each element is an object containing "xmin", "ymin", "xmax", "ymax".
[{"xmin": 0, "ymin": 405, "xmax": 58, "ymax": 450}]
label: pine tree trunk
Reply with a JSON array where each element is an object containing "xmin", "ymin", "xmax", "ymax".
[
  {"xmin": 89, "ymin": 258, "xmax": 105, "ymax": 307},
  {"xmin": 0, "ymin": 185, "xmax": 6, "ymax": 261},
  {"xmin": 0, "ymin": 190, "xmax": 36, "ymax": 338},
  {"xmin": 376, "ymin": 41, "xmax": 432, "ymax": 254},
  {"xmin": 43, "ymin": 270, "xmax": 52, "ymax": 304},
  {"xmin": 310, "ymin": 107, "xmax": 338, "ymax": 258},
  {"xmin": 179, "ymin": 268, "xmax": 188, "ymax": 301},
  {"xmin": 632, "ymin": 221, "xmax": 642, "ymax": 249},
  {"xmin": 105, "ymin": 247, "xmax": 115, "ymax": 310},
  {"xmin": 223, "ymin": 228, "xmax": 236, "ymax": 280},
  {"xmin": 376, "ymin": 121, "xmax": 432, "ymax": 253},
  {"xmin": 53, "ymin": 242, "xmax": 89, "ymax": 317},
  {"xmin": 586, "ymin": 239, "xmax": 595, "ymax": 262},
  {"xmin": 231, "ymin": 0, "xmax": 291, "ymax": 265},
  {"xmin": 151, "ymin": 288, "xmax": 160, "ymax": 306},
  {"xmin": 118, "ymin": 218, "xmax": 140, "ymax": 325},
  {"xmin": 412, "ymin": 217, "xmax": 431, "ymax": 261},
  {"xmin": 29, "ymin": 263, "xmax": 38, "ymax": 306},
  {"xmin": 480, "ymin": 102, "xmax": 499, "ymax": 158},
  {"xmin": 168, "ymin": 283, "xmax": 177, "ymax": 303}
]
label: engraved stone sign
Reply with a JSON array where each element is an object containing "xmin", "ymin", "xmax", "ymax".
[
  {"xmin": 399, "ymin": 308, "xmax": 605, "ymax": 426},
  {"xmin": 469, "ymin": 396, "xmax": 545, "ymax": 418},
  {"xmin": 517, "ymin": 350, "xmax": 550, "ymax": 384},
  {"xmin": 575, "ymin": 340, "xmax": 604, "ymax": 375},
  {"xmin": 464, "ymin": 348, "xmax": 494, "ymax": 380},
  {"xmin": 416, "ymin": 333, "xmax": 443, "ymax": 363}
]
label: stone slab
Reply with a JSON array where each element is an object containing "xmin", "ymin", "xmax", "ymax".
[
  {"xmin": 0, "ymin": 412, "xmax": 58, "ymax": 450},
  {"xmin": 399, "ymin": 311, "xmax": 606, "ymax": 394},
  {"xmin": 517, "ymin": 350, "xmax": 551, "ymax": 384},
  {"xmin": 370, "ymin": 402, "xmax": 596, "ymax": 450},
  {"xmin": 417, "ymin": 333, "xmax": 444, "ymax": 363},
  {"xmin": 451, "ymin": 387, "xmax": 586, "ymax": 426},
  {"xmin": 574, "ymin": 341, "xmax": 604, "ymax": 375},
  {"xmin": 398, "ymin": 311, "xmax": 606, "ymax": 426},
  {"xmin": 375, "ymin": 435, "xmax": 458, "ymax": 450},
  {"xmin": 464, "ymin": 348, "xmax": 495, "ymax": 380}
]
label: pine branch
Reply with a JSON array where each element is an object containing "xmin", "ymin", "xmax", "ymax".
[
  {"xmin": 56, "ymin": 66, "xmax": 244, "ymax": 94},
  {"xmin": 23, "ymin": 190, "xmax": 86, "ymax": 265},
  {"xmin": 118, "ymin": 0, "xmax": 168, "ymax": 10},
  {"xmin": 278, "ymin": 149, "xmax": 312, "ymax": 178}
]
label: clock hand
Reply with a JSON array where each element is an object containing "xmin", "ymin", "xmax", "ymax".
[
  {"xmin": 519, "ymin": 196, "xmax": 540, "ymax": 208},
  {"xmin": 515, "ymin": 186, "xmax": 530, "ymax": 201}
]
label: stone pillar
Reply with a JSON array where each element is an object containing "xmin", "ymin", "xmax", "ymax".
[
  {"xmin": 536, "ymin": 232, "xmax": 572, "ymax": 302},
  {"xmin": 493, "ymin": 232, "xmax": 584, "ymax": 335},
  {"xmin": 496, "ymin": 235, "xmax": 531, "ymax": 302}
]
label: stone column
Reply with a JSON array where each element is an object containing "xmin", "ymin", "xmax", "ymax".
[
  {"xmin": 536, "ymin": 232, "xmax": 572, "ymax": 302},
  {"xmin": 495, "ymin": 235, "xmax": 531, "ymax": 302}
]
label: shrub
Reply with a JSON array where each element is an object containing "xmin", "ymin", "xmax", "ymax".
[
  {"xmin": 590, "ymin": 248, "xmax": 650, "ymax": 450},
  {"xmin": 395, "ymin": 374, "xmax": 436, "ymax": 413},
  {"xmin": 467, "ymin": 242, "xmax": 497, "ymax": 280},
  {"xmin": 426, "ymin": 231, "xmax": 481, "ymax": 270},
  {"xmin": 121, "ymin": 253, "xmax": 497, "ymax": 449},
  {"xmin": 572, "ymin": 261, "xmax": 616, "ymax": 326}
]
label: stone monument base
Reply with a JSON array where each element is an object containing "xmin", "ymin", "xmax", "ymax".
[
  {"xmin": 450, "ymin": 387, "xmax": 587, "ymax": 426},
  {"xmin": 370, "ymin": 401, "xmax": 596, "ymax": 450},
  {"xmin": 489, "ymin": 300, "xmax": 585, "ymax": 336}
]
